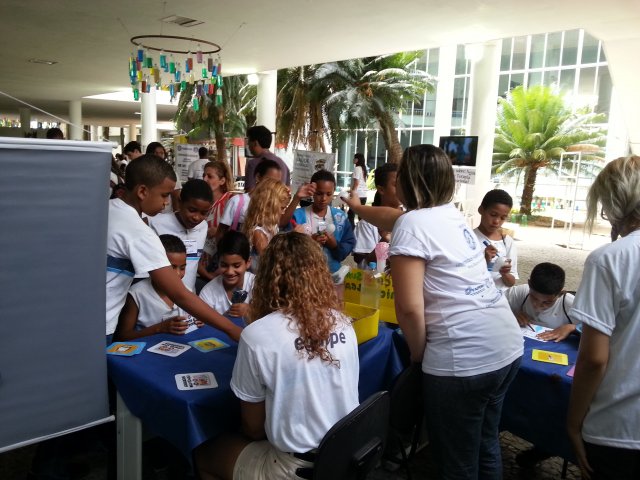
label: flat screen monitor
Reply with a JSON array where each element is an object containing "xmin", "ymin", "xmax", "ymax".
[{"xmin": 439, "ymin": 136, "xmax": 478, "ymax": 167}]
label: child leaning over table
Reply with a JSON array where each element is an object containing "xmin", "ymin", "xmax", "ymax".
[
  {"xmin": 505, "ymin": 262, "xmax": 578, "ymax": 342},
  {"xmin": 114, "ymin": 234, "xmax": 204, "ymax": 341},
  {"xmin": 199, "ymin": 231, "xmax": 255, "ymax": 320},
  {"xmin": 105, "ymin": 154, "xmax": 241, "ymax": 342}
]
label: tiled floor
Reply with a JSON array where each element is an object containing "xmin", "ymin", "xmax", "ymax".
[{"xmin": 0, "ymin": 430, "xmax": 580, "ymax": 479}]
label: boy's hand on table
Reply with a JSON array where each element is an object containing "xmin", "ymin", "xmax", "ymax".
[
  {"xmin": 538, "ymin": 324, "xmax": 575, "ymax": 342},
  {"xmin": 161, "ymin": 315, "xmax": 188, "ymax": 335}
]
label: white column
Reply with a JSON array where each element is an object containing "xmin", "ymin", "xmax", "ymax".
[
  {"xmin": 602, "ymin": 38, "xmax": 640, "ymax": 155},
  {"xmin": 466, "ymin": 41, "xmax": 502, "ymax": 219},
  {"xmin": 256, "ymin": 70, "xmax": 277, "ymax": 133},
  {"xmin": 91, "ymin": 125, "xmax": 100, "ymax": 142},
  {"xmin": 433, "ymin": 45, "xmax": 457, "ymax": 142},
  {"xmin": 19, "ymin": 108, "xmax": 31, "ymax": 136},
  {"xmin": 140, "ymin": 89, "xmax": 157, "ymax": 149},
  {"xmin": 127, "ymin": 124, "xmax": 137, "ymax": 144},
  {"xmin": 604, "ymin": 88, "xmax": 629, "ymax": 160},
  {"xmin": 69, "ymin": 100, "xmax": 83, "ymax": 140}
]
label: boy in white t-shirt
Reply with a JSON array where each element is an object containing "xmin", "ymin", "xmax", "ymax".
[
  {"xmin": 199, "ymin": 231, "xmax": 255, "ymax": 319},
  {"xmin": 149, "ymin": 179, "xmax": 212, "ymax": 291},
  {"xmin": 114, "ymin": 234, "xmax": 203, "ymax": 340},
  {"xmin": 106, "ymin": 154, "xmax": 241, "ymax": 341},
  {"xmin": 505, "ymin": 262, "xmax": 577, "ymax": 342},
  {"xmin": 353, "ymin": 163, "xmax": 401, "ymax": 264},
  {"xmin": 474, "ymin": 189, "xmax": 519, "ymax": 290}
]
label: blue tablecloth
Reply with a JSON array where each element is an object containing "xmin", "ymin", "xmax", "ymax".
[
  {"xmin": 107, "ymin": 321, "xmax": 403, "ymax": 459},
  {"xmin": 501, "ymin": 335, "xmax": 580, "ymax": 461}
]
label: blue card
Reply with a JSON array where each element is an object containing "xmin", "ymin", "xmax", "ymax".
[{"xmin": 107, "ymin": 342, "xmax": 146, "ymax": 356}]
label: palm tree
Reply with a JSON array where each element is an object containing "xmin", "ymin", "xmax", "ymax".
[
  {"xmin": 493, "ymin": 85, "xmax": 606, "ymax": 215},
  {"xmin": 314, "ymin": 52, "xmax": 434, "ymax": 162},
  {"xmin": 174, "ymin": 75, "xmax": 252, "ymax": 161},
  {"xmin": 276, "ymin": 65, "xmax": 329, "ymax": 152}
]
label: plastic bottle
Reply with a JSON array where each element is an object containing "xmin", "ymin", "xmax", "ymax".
[{"xmin": 360, "ymin": 262, "xmax": 380, "ymax": 309}]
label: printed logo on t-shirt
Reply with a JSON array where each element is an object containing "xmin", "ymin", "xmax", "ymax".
[
  {"xmin": 463, "ymin": 228, "xmax": 477, "ymax": 250},
  {"xmin": 294, "ymin": 331, "xmax": 347, "ymax": 351}
]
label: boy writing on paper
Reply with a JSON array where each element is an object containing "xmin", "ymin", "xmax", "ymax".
[
  {"xmin": 505, "ymin": 262, "xmax": 578, "ymax": 342},
  {"xmin": 106, "ymin": 154, "xmax": 242, "ymax": 342}
]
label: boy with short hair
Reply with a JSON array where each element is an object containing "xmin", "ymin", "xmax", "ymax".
[
  {"xmin": 199, "ymin": 231, "xmax": 255, "ymax": 319},
  {"xmin": 474, "ymin": 189, "xmax": 519, "ymax": 289},
  {"xmin": 114, "ymin": 234, "xmax": 203, "ymax": 340},
  {"xmin": 505, "ymin": 262, "xmax": 577, "ymax": 342},
  {"xmin": 149, "ymin": 179, "xmax": 213, "ymax": 291},
  {"xmin": 292, "ymin": 170, "xmax": 355, "ymax": 273},
  {"xmin": 106, "ymin": 154, "xmax": 241, "ymax": 341},
  {"xmin": 353, "ymin": 163, "xmax": 401, "ymax": 264}
]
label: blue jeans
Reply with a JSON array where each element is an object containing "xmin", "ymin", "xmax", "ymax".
[{"xmin": 423, "ymin": 358, "xmax": 521, "ymax": 480}]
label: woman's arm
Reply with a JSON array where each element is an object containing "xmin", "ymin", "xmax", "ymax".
[
  {"xmin": 252, "ymin": 229, "xmax": 269, "ymax": 256},
  {"xmin": 390, "ymin": 255, "xmax": 427, "ymax": 363},
  {"xmin": 567, "ymin": 325, "xmax": 610, "ymax": 479},
  {"xmin": 342, "ymin": 192, "xmax": 402, "ymax": 231},
  {"xmin": 240, "ymin": 400, "xmax": 267, "ymax": 440}
]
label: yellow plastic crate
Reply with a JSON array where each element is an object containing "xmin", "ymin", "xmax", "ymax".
[{"xmin": 344, "ymin": 302, "xmax": 379, "ymax": 345}]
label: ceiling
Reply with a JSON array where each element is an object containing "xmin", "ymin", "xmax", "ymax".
[{"xmin": 0, "ymin": 0, "xmax": 639, "ymax": 126}]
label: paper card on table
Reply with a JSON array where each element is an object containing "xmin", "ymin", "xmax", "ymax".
[
  {"xmin": 106, "ymin": 342, "xmax": 146, "ymax": 356},
  {"xmin": 521, "ymin": 325, "xmax": 553, "ymax": 342},
  {"xmin": 148, "ymin": 341, "xmax": 191, "ymax": 357},
  {"xmin": 188, "ymin": 337, "xmax": 229, "ymax": 353},
  {"xmin": 175, "ymin": 372, "xmax": 218, "ymax": 390},
  {"xmin": 566, "ymin": 365, "xmax": 576, "ymax": 377},
  {"xmin": 532, "ymin": 349, "xmax": 569, "ymax": 366},
  {"xmin": 179, "ymin": 308, "xmax": 199, "ymax": 334}
]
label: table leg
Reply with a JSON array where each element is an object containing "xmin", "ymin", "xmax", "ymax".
[{"xmin": 116, "ymin": 392, "xmax": 142, "ymax": 480}]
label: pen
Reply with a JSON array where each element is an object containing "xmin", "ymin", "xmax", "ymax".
[
  {"xmin": 482, "ymin": 240, "xmax": 500, "ymax": 256},
  {"xmin": 527, "ymin": 323, "xmax": 535, "ymax": 332}
]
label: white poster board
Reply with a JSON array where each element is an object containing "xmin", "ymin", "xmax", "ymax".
[
  {"xmin": 453, "ymin": 166, "xmax": 476, "ymax": 184},
  {"xmin": 291, "ymin": 150, "xmax": 336, "ymax": 191},
  {"xmin": 174, "ymin": 144, "xmax": 201, "ymax": 184}
]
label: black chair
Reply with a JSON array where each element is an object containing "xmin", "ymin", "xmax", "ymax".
[
  {"xmin": 384, "ymin": 364, "xmax": 424, "ymax": 480},
  {"xmin": 296, "ymin": 391, "xmax": 390, "ymax": 480}
]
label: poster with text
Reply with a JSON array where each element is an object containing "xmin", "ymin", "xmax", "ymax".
[
  {"xmin": 174, "ymin": 143, "xmax": 201, "ymax": 184},
  {"xmin": 292, "ymin": 150, "xmax": 336, "ymax": 191}
]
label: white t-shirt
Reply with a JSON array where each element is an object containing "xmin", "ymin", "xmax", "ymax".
[
  {"xmin": 231, "ymin": 310, "xmax": 360, "ymax": 453},
  {"xmin": 219, "ymin": 193, "xmax": 250, "ymax": 229},
  {"xmin": 354, "ymin": 219, "xmax": 380, "ymax": 254},
  {"xmin": 473, "ymin": 228, "xmax": 519, "ymax": 290},
  {"xmin": 128, "ymin": 278, "xmax": 176, "ymax": 329},
  {"xmin": 352, "ymin": 166, "xmax": 368, "ymax": 198},
  {"xmin": 389, "ymin": 204, "xmax": 523, "ymax": 377},
  {"xmin": 199, "ymin": 272, "xmax": 255, "ymax": 314},
  {"xmin": 148, "ymin": 212, "xmax": 207, "ymax": 291},
  {"xmin": 187, "ymin": 158, "xmax": 209, "ymax": 180},
  {"xmin": 569, "ymin": 230, "xmax": 640, "ymax": 449},
  {"xmin": 505, "ymin": 284, "xmax": 575, "ymax": 329},
  {"xmin": 106, "ymin": 199, "xmax": 170, "ymax": 335},
  {"xmin": 300, "ymin": 206, "xmax": 336, "ymax": 236}
]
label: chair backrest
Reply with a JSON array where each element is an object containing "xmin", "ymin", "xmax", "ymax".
[
  {"xmin": 389, "ymin": 364, "xmax": 423, "ymax": 435},
  {"xmin": 312, "ymin": 391, "xmax": 390, "ymax": 480}
]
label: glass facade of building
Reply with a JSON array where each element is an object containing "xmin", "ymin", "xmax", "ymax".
[{"xmin": 334, "ymin": 29, "xmax": 612, "ymax": 190}]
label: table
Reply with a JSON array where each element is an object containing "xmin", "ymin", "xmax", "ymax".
[
  {"xmin": 501, "ymin": 335, "xmax": 580, "ymax": 462},
  {"xmin": 108, "ymin": 321, "xmax": 403, "ymax": 480}
]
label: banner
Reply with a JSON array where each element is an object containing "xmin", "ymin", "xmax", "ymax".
[
  {"xmin": 343, "ymin": 269, "xmax": 397, "ymax": 324},
  {"xmin": 453, "ymin": 166, "xmax": 476, "ymax": 184},
  {"xmin": 291, "ymin": 150, "xmax": 336, "ymax": 190},
  {"xmin": 174, "ymin": 143, "xmax": 201, "ymax": 184}
]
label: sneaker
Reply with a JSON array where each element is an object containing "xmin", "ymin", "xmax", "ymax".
[{"xmin": 515, "ymin": 446, "xmax": 552, "ymax": 467}]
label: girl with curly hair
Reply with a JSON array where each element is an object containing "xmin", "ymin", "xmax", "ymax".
[
  {"xmin": 195, "ymin": 232, "xmax": 359, "ymax": 480},
  {"xmin": 242, "ymin": 177, "xmax": 290, "ymax": 272}
]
